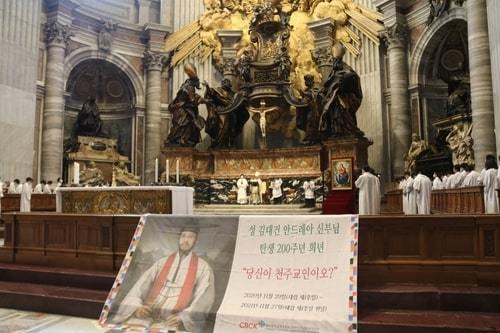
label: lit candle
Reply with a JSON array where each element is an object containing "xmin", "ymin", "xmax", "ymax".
[
  {"xmin": 176, "ymin": 158, "xmax": 180, "ymax": 184},
  {"xmin": 155, "ymin": 158, "xmax": 159, "ymax": 183},
  {"xmin": 73, "ymin": 162, "xmax": 80, "ymax": 185},
  {"xmin": 166, "ymin": 159, "xmax": 170, "ymax": 183}
]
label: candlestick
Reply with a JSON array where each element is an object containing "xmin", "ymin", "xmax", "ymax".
[
  {"xmin": 166, "ymin": 159, "xmax": 170, "ymax": 183},
  {"xmin": 176, "ymin": 158, "xmax": 180, "ymax": 184},
  {"xmin": 155, "ymin": 158, "xmax": 159, "ymax": 183},
  {"xmin": 73, "ymin": 162, "xmax": 80, "ymax": 185}
]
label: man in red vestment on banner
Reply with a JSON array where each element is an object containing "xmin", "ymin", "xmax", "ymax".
[{"xmin": 112, "ymin": 224, "xmax": 215, "ymax": 333}]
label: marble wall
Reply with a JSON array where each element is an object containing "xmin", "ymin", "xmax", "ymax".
[
  {"xmin": 488, "ymin": 0, "xmax": 500, "ymax": 158},
  {"xmin": 0, "ymin": 0, "xmax": 42, "ymax": 180}
]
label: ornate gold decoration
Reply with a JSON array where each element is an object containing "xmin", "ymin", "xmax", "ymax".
[
  {"xmin": 166, "ymin": 0, "xmax": 383, "ymax": 91},
  {"xmin": 61, "ymin": 190, "xmax": 172, "ymax": 214}
]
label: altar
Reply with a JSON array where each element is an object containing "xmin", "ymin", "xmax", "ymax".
[{"xmin": 55, "ymin": 186, "xmax": 193, "ymax": 215}]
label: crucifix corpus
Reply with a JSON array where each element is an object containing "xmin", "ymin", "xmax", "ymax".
[{"xmin": 248, "ymin": 100, "xmax": 279, "ymax": 148}]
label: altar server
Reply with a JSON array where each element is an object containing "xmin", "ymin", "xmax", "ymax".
[
  {"xmin": 355, "ymin": 166, "xmax": 381, "ymax": 215},
  {"xmin": 43, "ymin": 181, "xmax": 53, "ymax": 194},
  {"xmin": 270, "ymin": 178, "xmax": 283, "ymax": 204},
  {"xmin": 432, "ymin": 173, "xmax": 443, "ymax": 190},
  {"xmin": 398, "ymin": 177, "xmax": 407, "ymax": 214},
  {"xmin": 483, "ymin": 158, "xmax": 499, "ymax": 214},
  {"xmin": 463, "ymin": 165, "xmax": 481, "ymax": 187},
  {"xmin": 403, "ymin": 172, "xmax": 417, "ymax": 214},
  {"xmin": 413, "ymin": 171, "xmax": 432, "ymax": 215},
  {"xmin": 33, "ymin": 180, "xmax": 45, "ymax": 194},
  {"xmin": 236, "ymin": 175, "xmax": 248, "ymax": 205},
  {"xmin": 20, "ymin": 177, "xmax": 33, "ymax": 212}
]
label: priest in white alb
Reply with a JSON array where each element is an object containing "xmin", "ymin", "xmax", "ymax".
[
  {"xmin": 236, "ymin": 175, "xmax": 248, "ymax": 205},
  {"xmin": 355, "ymin": 166, "xmax": 381, "ymax": 215},
  {"xmin": 20, "ymin": 178, "xmax": 33, "ymax": 212},
  {"xmin": 463, "ymin": 165, "xmax": 481, "ymax": 187},
  {"xmin": 483, "ymin": 158, "xmax": 499, "ymax": 214},
  {"xmin": 398, "ymin": 177, "xmax": 408, "ymax": 214},
  {"xmin": 33, "ymin": 180, "xmax": 45, "ymax": 194},
  {"xmin": 432, "ymin": 173, "xmax": 443, "ymax": 190},
  {"xmin": 413, "ymin": 171, "xmax": 432, "ymax": 215},
  {"xmin": 403, "ymin": 172, "xmax": 417, "ymax": 215},
  {"xmin": 112, "ymin": 224, "xmax": 215, "ymax": 333}
]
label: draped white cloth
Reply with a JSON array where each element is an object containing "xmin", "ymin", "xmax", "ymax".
[
  {"xmin": 20, "ymin": 182, "xmax": 32, "ymax": 212},
  {"xmin": 484, "ymin": 168, "xmax": 499, "ymax": 214},
  {"xmin": 355, "ymin": 172, "xmax": 380, "ymax": 215},
  {"xmin": 413, "ymin": 173, "xmax": 432, "ymax": 215},
  {"xmin": 113, "ymin": 252, "xmax": 214, "ymax": 333}
]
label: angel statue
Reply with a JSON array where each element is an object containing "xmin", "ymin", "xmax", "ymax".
[
  {"xmin": 166, "ymin": 63, "xmax": 207, "ymax": 147},
  {"xmin": 446, "ymin": 124, "xmax": 474, "ymax": 166}
]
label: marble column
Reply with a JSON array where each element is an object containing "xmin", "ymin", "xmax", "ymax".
[
  {"xmin": 383, "ymin": 23, "xmax": 411, "ymax": 178},
  {"xmin": 307, "ymin": 18, "xmax": 335, "ymax": 83},
  {"xmin": 144, "ymin": 51, "xmax": 169, "ymax": 184},
  {"xmin": 467, "ymin": 0, "xmax": 496, "ymax": 168},
  {"xmin": 41, "ymin": 22, "xmax": 73, "ymax": 182}
]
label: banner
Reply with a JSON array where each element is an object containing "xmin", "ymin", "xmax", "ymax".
[{"xmin": 99, "ymin": 215, "xmax": 358, "ymax": 333}]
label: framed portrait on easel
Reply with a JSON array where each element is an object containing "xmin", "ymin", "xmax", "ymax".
[{"xmin": 331, "ymin": 158, "xmax": 353, "ymax": 190}]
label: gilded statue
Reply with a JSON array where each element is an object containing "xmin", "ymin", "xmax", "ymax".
[
  {"xmin": 204, "ymin": 78, "xmax": 249, "ymax": 148},
  {"xmin": 114, "ymin": 161, "xmax": 140, "ymax": 186},
  {"xmin": 80, "ymin": 161, "xmax": 105, "ymax": 186},
  {"xmin": 276, "ymin": 46, "xmax": 292, "ymax": 81},
  {"xmin": 446, "ymin": 124, "xmax": 474, "ymax": 166},
  {"xmin": 166, "ymin": 63, "xmax": 207, "ymax": 147},
  {"xmin": 318, "ymin": 43, "xmax": 364, "ymax": 139},
  {"xmin": 404, "ymin": 133, "xmax": 428, "ymax": 173},
  {"xmin": 238, "ymin": 49, "xmax": 253, "ymax": 82}
]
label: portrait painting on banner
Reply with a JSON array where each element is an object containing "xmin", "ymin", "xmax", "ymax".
[
  {"xmin": 331, "ymin": 158, "xmax": 353, "ymax": 190},
  {"xmin": 100, "ymin": 215, "xmax": 238, "ymax": 333}
]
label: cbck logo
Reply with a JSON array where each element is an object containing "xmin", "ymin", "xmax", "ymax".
[{"xmin": 239, "ymin": 320, "xmax": 266, "ymax": 329}]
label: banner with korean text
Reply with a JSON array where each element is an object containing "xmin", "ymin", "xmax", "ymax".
[
  {"xmin": 214, "ymin": 215, "xmax": 358, "ymax": 333},
  {"xmin": 100, "ymin": 215, "xmax": 358, "ymax": 333}
]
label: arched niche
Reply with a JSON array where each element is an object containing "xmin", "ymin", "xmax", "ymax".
[
  {"xmin": 64, "ymin": 59, "xmax": 136, "ymax": 160},
  {"xmin": 410, "ymin": 12, "xmax": 469, "ymax": 143}
]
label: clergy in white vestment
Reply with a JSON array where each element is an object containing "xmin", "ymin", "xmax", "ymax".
[
  {"xmin": 398, "ymin": 177, "xmax": 408, "ymax": 214},
  {"xmin": 33, "ymin": 180, "xmax": 45, "ymax": 194},
  {"xmin": 432, "ymin": 173, "xmax": 444, "ymax": 190},
  {"xmin": 20, "ymin": 178, "xmax": 33, "ymax": 212},
  {"xmin": 303, "ymin": 180, "xmax": 316, "ymax": 208},
  {"xmin": 112, "ymin": 225, "xmax": 215, "ymax": 333},
  {"xmin": 463, "ymin": 165, "xmax": 481, "ymax": 187},
  {"xmin": 8, "ymin": 179, "xmax": 20, "ymax": 194},
  {"xmin": 43, "ymin": 181, "xmax": 53, "ymax": 194},
  {"xmin": 236, "ymin": 175, "xmax": 248, "ymax": 205},
  {"xmin": 403, "ymin": 173, "xmax": 417, "ymax": 215},
  {"xmin": 355, "ymin": 166, "xmax": 381, "ymax": 215},
  {"xmin": 270, "ymin": 178, "xmax": 283, "ymax": 204},
  {"xmin": 449, "ymin": 165, "xmax": 463, "ymax": 189},
  {"xmin": 442, "ymin": 175, "xmax": 449, "ymax": 189},
  {"xmin": 483, "ymin": 159, "xmax": 499, "ymax": 214},
  {"xmin": 413, "ymin": 172, "xmax": 432, "ymax": 215}
]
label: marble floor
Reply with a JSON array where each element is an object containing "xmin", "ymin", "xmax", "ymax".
[{"xmin": 0, "ymin": 308, "xmax": 108, "ymax": 333}]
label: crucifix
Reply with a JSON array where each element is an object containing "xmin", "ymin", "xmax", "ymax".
[{"xmin": 248, "ymin": 100, "xmax": 279, "ymax": 148}]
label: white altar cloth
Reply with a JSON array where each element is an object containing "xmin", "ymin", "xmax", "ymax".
[{"xmin": 55, "ymin": 186, "xmax": 193, "ymax": 215}]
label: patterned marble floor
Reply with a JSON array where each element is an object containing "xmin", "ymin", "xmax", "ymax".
[{"xmin": 0, "ymin": 308, "xmax": 108, "ymax": 333}]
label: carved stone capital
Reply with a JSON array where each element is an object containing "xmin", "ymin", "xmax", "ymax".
[
  {"xmin": 216, "ymin": 57, "xmax": 237, "ymax": 76},
  {"xmin": 381, "ymin": 23, "xmax": 408, "ymax": 49},
  {"xmin": 144, "ymin": 50, "xmax": 170, "ymax": 71},
  {"xmin": 45, "ymin": 21, "xmax": 73, "ymax": 47}
]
